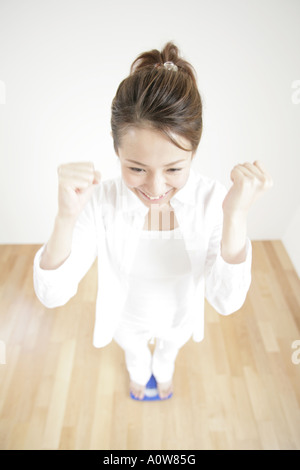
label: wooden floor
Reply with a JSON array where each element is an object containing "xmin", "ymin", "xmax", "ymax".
[{"xmin": 0, "ymin": 241, "xmax": 299, "ymax": 450}]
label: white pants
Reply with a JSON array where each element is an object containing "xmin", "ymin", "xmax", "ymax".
[{"xmin": 113, "ymin": 325, "xmax": 193, "ymax": 385}]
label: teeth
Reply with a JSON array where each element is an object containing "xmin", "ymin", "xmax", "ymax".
[{"xmin": 143, "ymin": 191, "xmax": 167, "ymax": 200}]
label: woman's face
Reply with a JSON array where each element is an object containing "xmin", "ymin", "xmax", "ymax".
[{"xmin": 116, "ymin": 127, "xmax": 194, "ymax": 208}]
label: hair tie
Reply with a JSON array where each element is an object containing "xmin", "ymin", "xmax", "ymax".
[{"xmin": 164, "ymin": 61, "xmax": 178, "ymax": 72}]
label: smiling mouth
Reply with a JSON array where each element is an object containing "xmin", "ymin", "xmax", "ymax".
[{"xmin": 138, "ymin": 188, "xmax": 172, "ymax": 201}]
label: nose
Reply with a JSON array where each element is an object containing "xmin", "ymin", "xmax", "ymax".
[{"xmin": 145, "ymin": 172, "xmax": 167, "ymax": 196}]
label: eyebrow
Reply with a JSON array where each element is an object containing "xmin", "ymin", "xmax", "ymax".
[{"xmin": 125, "ymin": 159, "xmax": 186, "ymax": 167}]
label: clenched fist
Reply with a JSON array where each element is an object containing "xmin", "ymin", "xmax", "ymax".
[
  {"xmin": 222, "ymin": 160, "xmax": 273, "ymax": 217},
  {"xmin": 57, "ymin": 162, "xmax": 101, "ymax": 220}
]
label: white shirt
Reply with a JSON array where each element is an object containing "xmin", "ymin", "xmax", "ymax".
[
  {"xmin": 33, "ymin": 167, "xmax": 252, "ymax": 348},
  {"xmin": 120, "ymin": 226, "xmax": 195, "ymax": 343}
]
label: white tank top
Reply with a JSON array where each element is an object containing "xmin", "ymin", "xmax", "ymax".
[{"xmin": 120, "ymin": 227, "xmax": 195, "ymax": 340}]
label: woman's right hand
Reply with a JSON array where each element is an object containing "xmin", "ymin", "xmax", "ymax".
[{"xmin": 57, "ymin": 162, "xmax": 101, "ymax": 221}]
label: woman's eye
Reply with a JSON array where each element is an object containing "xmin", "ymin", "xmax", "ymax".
[
  {"xmin": 129, "ymin": 167, "xmax": 144, "ymax": 172},
  {"xmin": 129, "ymin": 167, "xmax": 182, "ymax": 173}
]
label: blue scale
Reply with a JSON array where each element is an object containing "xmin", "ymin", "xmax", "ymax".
[{"xmin": 130, "ymin": 374, "xmax": 173, "ymax": 401}]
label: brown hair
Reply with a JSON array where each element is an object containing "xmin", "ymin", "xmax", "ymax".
[{"xmin": 111, "ymin": 42, "xmax": 203, "ymax": 154}]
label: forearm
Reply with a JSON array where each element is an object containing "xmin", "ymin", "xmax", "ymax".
[
  {"xmin": 221, "ymin": 212, "xmax": 248, "ymax": 264},
  {"xmin": 40, "ymin": 215, "xmax": 77, "ymax": 270}
]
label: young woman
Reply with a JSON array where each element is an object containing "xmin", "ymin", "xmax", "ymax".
[{"xmin": 34, "ymin": 42, "xmax": 273, "ymax": 400}]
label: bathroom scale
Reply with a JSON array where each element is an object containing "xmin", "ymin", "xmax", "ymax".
[{"xmin": 130, "ymin": 374, "xmax": 173, "ymax": 401}]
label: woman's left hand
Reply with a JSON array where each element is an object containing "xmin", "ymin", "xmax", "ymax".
[{"xmin": 222, "ymin": 160, "xmax": 273, "ymax": 218}]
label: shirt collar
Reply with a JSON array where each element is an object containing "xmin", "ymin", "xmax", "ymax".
[{"xmin": 120, "ymin": 166, "xmax": 197, "ymax": 213}]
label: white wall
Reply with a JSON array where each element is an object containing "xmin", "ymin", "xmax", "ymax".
[{"xmin": 0, "ymin": 0, "xmax": 299, "ymax": 271}]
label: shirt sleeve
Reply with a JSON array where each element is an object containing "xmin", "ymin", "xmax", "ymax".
[
  {"xmin": 204, "ymin": 222, "xmax": 252, "ymax": 315},
  {"xmin": 33, "ymin": 196, "xmax": 98, "ymax": 309}
]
